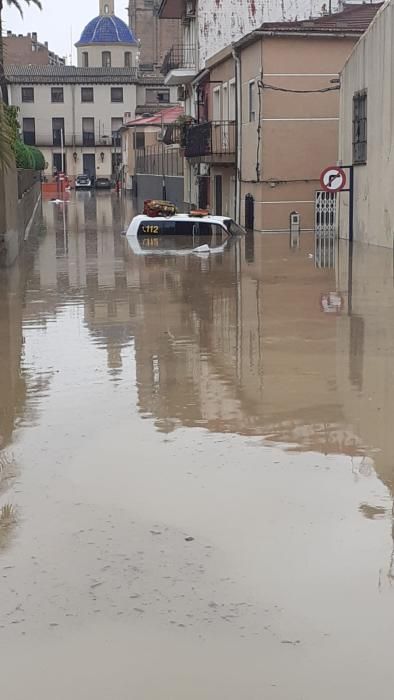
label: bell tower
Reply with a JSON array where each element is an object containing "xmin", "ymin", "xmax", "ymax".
[{"xmin": 99, "ymin": 0, "xmax": 115, "ymax": 15}]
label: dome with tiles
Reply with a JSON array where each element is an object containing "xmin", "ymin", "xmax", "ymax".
[{"xmin": 76, "ymin": 14, "xmax": 137, "ymax": 47}]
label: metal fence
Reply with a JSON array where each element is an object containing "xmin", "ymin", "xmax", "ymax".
[
  {"xmin": 185, "ymin": 121, "xmax": 236, "ymax": 160},
  {"xmin": 161, "ymin": 44, "xmax": 197, "ymax": 75},
  {"xmin": 136, "ymin": 145, "xmax": 184, "ymax": 177}
]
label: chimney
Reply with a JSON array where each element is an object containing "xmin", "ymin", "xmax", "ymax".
[
  {"xmin": 32, "ymin": 32, "xmax": 38, "ymax": 42},
  {"xmin": 7, "ymin": 30, "xmax": 12, "ymax": 36},
  {"xmin": 45, "ymin": 41, "xmax": 48, "ymax": 48}
]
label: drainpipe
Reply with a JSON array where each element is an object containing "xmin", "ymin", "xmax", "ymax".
[{"xmin": 232, "ymin": 47, "xmax": 242, "ymax": 225}]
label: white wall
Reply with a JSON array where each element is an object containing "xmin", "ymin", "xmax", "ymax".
[
  {"xmin": 339, "ymin": 2, "xmax": 391, "ymax": 247},
  {"xmin": 77, "ymin": 44, "xmax": 138, "ymax": 68},
  {"xmin": 197, "ymin": 0, "xmax": 339, "ymax": 66}
]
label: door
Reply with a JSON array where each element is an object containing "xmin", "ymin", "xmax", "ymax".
[
  {"xmin": 215, "ymin": 175, "xmax": 222, "ymax": 216},
  {"xmin": 83, "ymin": 154, "xmax": 96, "ymax": 179}
]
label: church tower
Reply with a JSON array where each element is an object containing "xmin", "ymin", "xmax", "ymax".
[
  {"xmin": 128, "ymin": 0, "xmax": 181, "ymax": 72},
  {"xmin": 99, "ymin": 0, "xmax": 115, "ymax": 14}
]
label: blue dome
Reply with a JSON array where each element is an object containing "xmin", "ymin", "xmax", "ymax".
[{"xmin": 76, "ymin": 15, "xmax": 137, "ymax": 46}]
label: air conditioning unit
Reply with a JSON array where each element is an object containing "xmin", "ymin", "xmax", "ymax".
[{"xmin": 177, "ymin": 86, "xmax": 186, "ymax": 101}]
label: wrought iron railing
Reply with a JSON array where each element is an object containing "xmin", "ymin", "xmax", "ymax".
[
  {"xmin": 136, "ymin": 145, "xmax": 184, "ymax": 177},
  {"xmin": 161, "ymin": 44, "xmax": 197, "ymax": 75},
  {"xmin": 185, "ymin": 121, "xmax": 236, "ymax": 160}
]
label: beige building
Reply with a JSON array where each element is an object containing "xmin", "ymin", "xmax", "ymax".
[
  {"xmin": 7, "ymin": 66, "xmax": 138, "ymax": 181},
  {"xmin": 121, "ymin": 105, "xmax": 183, "ymax": 189},
  {"xmin": 206, "ymin": 3, "xmax": 379, "ymax": 230},
  {"xmin": 338, "ymin": 1, "xmax": 391, "ymax": 246}
]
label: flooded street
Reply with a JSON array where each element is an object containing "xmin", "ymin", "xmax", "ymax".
[{"xmin": 1, "ymin": 192, "xmax": 394, "ymax": 699}]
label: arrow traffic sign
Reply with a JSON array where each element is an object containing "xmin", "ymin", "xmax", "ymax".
[{"xmin": 320, "ymin": 166, "xmax": 347, "ymax": 193}]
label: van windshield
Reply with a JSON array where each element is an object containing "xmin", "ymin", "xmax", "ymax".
[{"xmin": 224, "ymin": 219, "xmax": 245, "ymax": 236}]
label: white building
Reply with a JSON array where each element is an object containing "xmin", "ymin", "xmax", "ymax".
[
  {"xmin": 6, "ymin": 0, "xmax": 142, "ymax": 181},
  {"xmin": 338, "ymin": 1, "xmax": 390, "ymax": 247}
]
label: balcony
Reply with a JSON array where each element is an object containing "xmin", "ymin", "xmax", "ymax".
[
  {"xmin": 82, "ymin": 132, "xmax": 95, "ymax": 147},
  {"xmin": 161, "ymin": 44, "xmax": 197, "ymax": 86},
  {"xmin": 185, "ymin": 121, "xmax": 236, "ymax": 164}
]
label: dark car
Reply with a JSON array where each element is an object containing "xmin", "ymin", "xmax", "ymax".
[
  {"xmin": 75, "ymin": 174, "xmax": 92, "ymax": 189},
  {"xmin": 95, "ymin": 177, "xmax": 112, "ymax": 190}
]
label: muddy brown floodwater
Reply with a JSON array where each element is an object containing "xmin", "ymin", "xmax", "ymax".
[{"xmin": 1, "ymin": 192, "xmax": 394, "ymax": 699}]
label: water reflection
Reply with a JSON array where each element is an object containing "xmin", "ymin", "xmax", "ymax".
[{"xmin": 1, "ymin": 197, "xmax": 394, "ymax": 569}]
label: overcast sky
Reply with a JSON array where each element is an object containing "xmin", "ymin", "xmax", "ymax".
[{"xmin": 3, "ymin": 0, "xmax": 129, "ymax": 62}]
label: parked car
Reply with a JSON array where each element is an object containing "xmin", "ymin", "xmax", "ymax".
[
  {"xmin": 75, "ymin": 174, "xmax": 92, "ymax": 189},
  {"xmin": 95, "ymin": 177, "xmax": 112, "ymax": 190}
]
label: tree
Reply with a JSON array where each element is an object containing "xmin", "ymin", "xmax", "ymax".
[
  {"xmin": 0, "ymin": 0, "xmax": 42, "ymax": 104},
  {"xmin": 0, "ymin": 99, "xmax": 13, "ymax": 166}
]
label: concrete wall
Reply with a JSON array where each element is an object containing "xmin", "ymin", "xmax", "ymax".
[
  {"xmin": 0, "ymin": 167, "xmax": 41, "ymax": 267},
  {"xmin": 134, "ymin": 174, "xmax": 184, "ymax": 210},
  {"xmin": 338, "ymin": 3, "xmax": 391, "ymax": 247},
  {"xmin": 238, "ymin": 34, "xmax": 357, "ymax": 232}
]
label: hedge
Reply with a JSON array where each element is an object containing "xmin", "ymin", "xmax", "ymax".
[{"xmin": 14, "ymin": 140, "xmax": 45, "ymax": 171}]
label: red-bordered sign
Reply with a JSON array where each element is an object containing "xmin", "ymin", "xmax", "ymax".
[{"xmin": 320, "ymin": 166, "xmax": 347, "ymax": 193}]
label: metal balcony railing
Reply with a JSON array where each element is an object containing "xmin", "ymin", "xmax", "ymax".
[
  {"xmin": 161, "ymin": 44, "xmax": 197, "ymax": 75},
  {"xmin": 184, "ymin": 121, "xmax": 236, "ymax": 161},
  {"xmin": 82, "ymin": 132, "xmax": 95, "ymax": 147}
]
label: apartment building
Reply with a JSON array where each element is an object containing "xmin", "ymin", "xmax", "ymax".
[
  {"xmin": 184, "ymin": 3, "xmax": 380, "ymax": 227},
  {"xmin": 3, "ymin": 31, "xmax": 65, "ymax": 67}
]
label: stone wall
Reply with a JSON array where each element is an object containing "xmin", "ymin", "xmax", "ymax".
[{"xmin": 0, "ymin": 166, "xmax": 41, "ymax": 267}]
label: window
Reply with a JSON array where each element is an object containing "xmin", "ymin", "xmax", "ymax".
[
  {"xmin": 133, "ymin": 131, "xmax": 145, "ymax": 150},
  {"xmin": 82, "ymin": 117, "xmax": 95, "ymax": 146},
  {"xmin": 104, "ymin": 3, "xmax": 110, "ymax": 12},
  {"xmin": 82, "ymin": 51, "xmax": 89, "ymax": 67},
  {"xmin": 124, "ymin": 51, "xmax": 132, "ymax": 68},
  {"xmin": 51, "ymin": 87, "xmax": 64, "ymax": 103},
  {"xmin": 111, "ymin": 117, "xmax": 123, "ymax": 147},
  {"xmin": 353, "ymin": 90, "xmax": 367, "ymax": 165},
  {"xmin": 22, "ymin": 87, "xmax": 34, "ymax": 103},
  {"xmin": 52, "ymin": 118, "xmax": 64, "ymax": 147},
  {"xmin": 145, "ymin": 88, "xmax": 170, "ymax": 104},
  {"xmin": 23, "ymin": 118, "xmax": 36, "ymax": 146},
  {"xmin": 81, "ymin": 87, "xmax": 94, "ymax": 103},
  {"xmin": 111, "ymin": 87, "xmax": 123, "ymax": 103},
  {"xmin": 102, "ymin": 51, "xmax": 111, "ymax": 68},
  {"xmin": 53, "ymin": 153, "xmax": 66, "ymax": 174},
  {"xmin": 213, "ymin": 86, "xmax": 221, "ymax": 121},
  {"xmin": 229, "ymin": 79, "xmax": 236, "ymax": 122},
  {"xmin": 249, "ymin": 80, "xmax": 256, "ymax": 122}
]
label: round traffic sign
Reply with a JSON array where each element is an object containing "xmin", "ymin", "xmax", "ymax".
[{"xmin": 320, "ymin": 166, "xmax": 347, "ymax": 193}]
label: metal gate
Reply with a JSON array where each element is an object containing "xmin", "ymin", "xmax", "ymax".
[{"xmin": 315, "ymin": 191, "xmax": 336, "ymax": 269}]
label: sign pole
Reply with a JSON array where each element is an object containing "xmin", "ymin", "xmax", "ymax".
[{"xmin": 348, "ymin": 165, "xmax": 354, "ymax": 243}]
